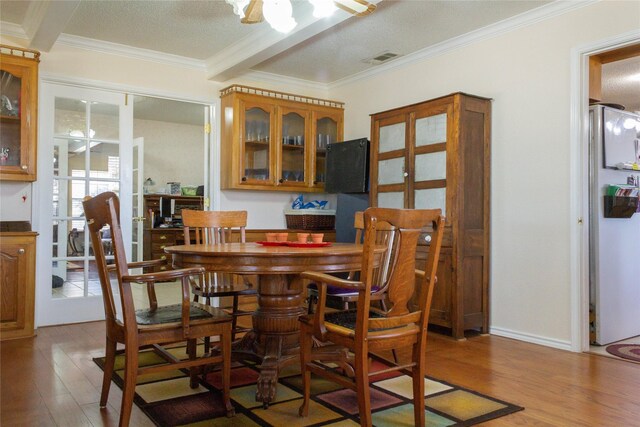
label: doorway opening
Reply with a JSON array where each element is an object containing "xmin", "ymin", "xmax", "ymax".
[
  {"xmin": 38, "ymin": 83, "xmax": 213, "ymax": 326},
  {"xmin": 585, "ymin": 44, "xmax": 640, "ymax": 363}
]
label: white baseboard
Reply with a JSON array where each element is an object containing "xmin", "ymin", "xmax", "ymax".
[{"xmin": 490, "ymin": 327, "xmax": 573, "ymax": 352}]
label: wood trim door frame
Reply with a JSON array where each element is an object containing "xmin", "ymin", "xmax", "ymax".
[{"xmin": 569, "ymin": 30, "xmax": 640, "ymax": 352}]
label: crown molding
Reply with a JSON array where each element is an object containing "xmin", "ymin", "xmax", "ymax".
[
  {"xmin": 55, "ymin": 34, "xmax": 206, "ymax": 70},
  {"xmin": 22, "ymin": 0, "xmax": 49, "ymax": 40},
  {"xmin": 0, "ymin": 21, "xmax": 28, "ymax": 40},
  {"xmin": 40, "ymin": 72, "xmax": 215, "ymax": 106},
  {"xmin": 234, "ymin": 70, "xmax": 330, "ymax": 96},
  {"xmin": 328, "ymin": 0, "xmax": 598, "ymax": 90}
]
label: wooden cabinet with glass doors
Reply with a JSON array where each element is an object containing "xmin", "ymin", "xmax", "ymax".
[
  {"xmin": 370, "ymin": 92, "xmax": 491, "ymax": 339},
  {"xmin": 0, "ymin": 45, "xmax": 40, "ymax": 181},
  {"xmin": 220, "ymin": 85, "xmax": 343, "ymax": 192}
]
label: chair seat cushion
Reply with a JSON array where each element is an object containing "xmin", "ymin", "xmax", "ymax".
[
  {"xmin": 136, "ymin": 303, "xmax": 220, "ymax": 325},
  {"xmin": 324, "ymin": 309, "xmax": 389, "ymax": 331},
  {"xmin": 193, "ymin": 282, "xmax": 257, "ymax": 297},
  {"xmin": 309, "ymin": 283, "xmax": 381, "ymax": 296}
]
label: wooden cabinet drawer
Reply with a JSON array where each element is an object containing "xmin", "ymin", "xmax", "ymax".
[{"xmin": 151, "ymin": 232, "xmax": 177, "ymax": 243}]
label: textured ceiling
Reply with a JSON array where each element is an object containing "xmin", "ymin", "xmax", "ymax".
[
  {"xmin": 254, "ymin": 0, "xmax": 551, "ymax": 82},
  {"xmin": 1, "ymin": 0, "xmax": 552, "ymax": 82},
  {"xmin": 1, "ymin": 1, "xmax": 637, "ymax": 122},
  {"xmin": 63, "ymin": 1, "xmax": 255, "ymax": 60}
]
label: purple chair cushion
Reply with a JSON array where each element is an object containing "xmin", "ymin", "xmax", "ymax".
[{"xmin": 309, "ymin": 283, "xmax": 381, "ymax": 296}]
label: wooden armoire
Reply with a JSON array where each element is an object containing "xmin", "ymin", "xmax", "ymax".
[{"xmin": 370, "ymin": 92, "xmax": 491, "ymax": 339}]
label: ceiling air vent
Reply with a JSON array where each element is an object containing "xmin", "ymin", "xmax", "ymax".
[{"xmin": 362, "ymin": 51, "xmax": 401, "ymax": 65}]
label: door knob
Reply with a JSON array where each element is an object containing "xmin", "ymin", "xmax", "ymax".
[{"xmin": 18, "ymin": 248, "xmax": 25, "ymax": 254}]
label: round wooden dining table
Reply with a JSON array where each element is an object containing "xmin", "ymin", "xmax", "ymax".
[{"xmin": 165, "ymin": 242, "xmax": 369, "ymax": 406}]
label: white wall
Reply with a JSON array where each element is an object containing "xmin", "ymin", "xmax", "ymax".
[
  {"xmin": 134, "ymin": 118, "xmax": 204, "ymax": 192},
  {"xmin": 329, "ymin": 1, "xmax": 640, "ymax": 346},
  {"xmin": 4, "ymin": 2, "xmax": 637, "ymax": 342},
  {"xmin": 0, "ymin": 35, "xmax": 329, "ymax": 229},
  {"xmin": 0, "ymin": 181, "xmax": 32, "ymax": 221}
]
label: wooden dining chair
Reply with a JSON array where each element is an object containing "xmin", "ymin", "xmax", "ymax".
[
  {"xmin": 181, "ymin": 209, "xmax": 257, "ymax": 343},
  {"xmin": 307, "ymin": 211, "xmax": 396, "ymax": 314},
  {"xmin": 83, "ymin": 192, "xmax": 234, "ymax": 427},
  {"xmin": 298, "ymin": 207, "xmax": 444, "ymax": 427}
]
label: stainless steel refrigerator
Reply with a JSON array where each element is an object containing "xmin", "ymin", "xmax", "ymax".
[{"xmin": 589, "ymin": 105, "xmax": 640, "ymax": 345}]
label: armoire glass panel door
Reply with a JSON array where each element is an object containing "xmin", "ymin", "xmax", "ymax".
[
  {"xmin": 376, "ymin": 121, "xmax": 406, "ymax": 208},
  {"xmin": 414, "ymin": 111, "xmax": 448, "ymax": 215}
]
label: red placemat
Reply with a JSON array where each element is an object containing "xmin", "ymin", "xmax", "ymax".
[
  {"xmin": 255, "ymin": 241, "xmax": 287, "ymax": 246},
  {"xmin": 285, "ymin": 242, "xmax": 332, "ymax": 248}
]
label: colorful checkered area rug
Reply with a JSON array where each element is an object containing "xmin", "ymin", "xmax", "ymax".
[{"xmin": 94, "ymin": 345, "xmax": 523, "ymax": 427}]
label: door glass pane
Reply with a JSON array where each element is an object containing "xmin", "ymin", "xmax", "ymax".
[
  {"xmin": 378, "ymin": 157, "xmax": 405, "ymax": 185},
  {"xmin": 415, "ymin": 188, "xmax": 446, "ymax": 215},
  {"xmin": 132, "ymin": 142, "xmax": 141, "ymax": 262},
  {"xmin": 91, "ymin": 102, "xmax": 119, "ymax": 140},
  {"xmin": 53, "ymin": 146, "xmax": 60, "ymax": 176},
  {"xmin": 89, "ymin": 180, "xmax": 119, "ymax": 197},
  {"xmin": 281, "ymin": 112, "xmax": 305, "ymax": 183},
  {"xmin": 66, "ymin": 219, "xmax": 86, "ymax": 257},
  {"xmin": 244, "ymin": 107, "xmax": 270, "ymax": 181},
  {"xmin": 89, "ymin": 142, "xmax": 120, "ymax": 179},
  {"xmin": 52, "ymin": 179, "xmax": 60, "ymax": 216},
  {"xmin": 416, "ymin": 113, "xmax": 447, "ymax": 147},
  {"xmin": 378, "ymin": 192, "xmax": 404, "ymax": 208},
  {"xmin": 0, "ymin": 70, "xmax": 22, "ymax": 166},
  {"xmin": 52, "ymin": 95, "xmax": 120, "ymax": 299},
  {"xmin": 415, "ymin": 151, "xmax": 446, "ymax": 181},
  {"xmin": 55, "ymin": 138, "xmax": 87, "ymax": 177},
  {"xmin": 379, "ymin": 123, "xmax": 405, "ymax": 153},
  {"xmin": 54, "ymin": 98, "xmax": 87, "ymax": 136},
  {"xmin": 52, "ymin": 260, "xmax": 85, "ymax": 299}
]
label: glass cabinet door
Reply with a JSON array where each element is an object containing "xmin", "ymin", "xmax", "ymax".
[
  {"xmin": 0, "ymin": 51, "xmax": 38, "ymax": 181},
  {"xmin": 242, "ymin": 102, "xmax": 272, "ymax": 184},
  {"xmin": 0, "ymin": 68, "xmax": 22, "ymax": 167},
  {"xmin": 279, "ymin": 108, "xmax": 308, "ymax": 186},
  {"xmin": 314, "ymin": 115, "xmax": 338, "ymax": 186}
]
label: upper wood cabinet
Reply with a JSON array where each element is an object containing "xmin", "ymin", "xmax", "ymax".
[
  {"xmin": 370, "ymin": 92, "xmax": 491, "ymax": 339},
  {"xmin": 0, "ymin": 45, "xmax": 40, "ymax": 181},
  {"xmin": 220, "ymin": 85, "xmax": 343, "ymax": 192}
]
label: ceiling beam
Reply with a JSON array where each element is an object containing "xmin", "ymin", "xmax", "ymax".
[
  {"xmin": 23, "ymin": 0, "xmax": 81, "ymax": 51},
  {"xmin": 206, "ymin": 0, "xmax": 382, "ymax": 82}
]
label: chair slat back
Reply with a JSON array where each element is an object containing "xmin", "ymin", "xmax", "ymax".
[
  {"xmin": 182, "ymin": 210, "xmax": 248, "ymax": 290},
  {"xmin": 351, "ymin": 211, "xmax": 395, "ymax": 292},
  {"xmin": 182, "ymin": 210, "xmax": 247, "ymax": 245},
  {"xmin": 357, "ymin": 208, "xmax": 444, "ymax": 334},
  {"xmin": 82, "ymin": 192, "xmax": 136, "ymax": 331}
]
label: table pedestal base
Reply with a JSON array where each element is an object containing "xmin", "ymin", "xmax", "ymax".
[{"xmin": 232, "ymin": 273, "xmax": 305, "ymax": 407}]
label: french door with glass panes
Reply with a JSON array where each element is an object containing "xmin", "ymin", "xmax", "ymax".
[{"xmin": 37, "ymin": 83, "xmax": 133, "ymax": 326}]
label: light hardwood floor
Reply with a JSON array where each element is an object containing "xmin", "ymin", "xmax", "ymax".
[{"xmin": 2, "ymin": 320, "xmax": 640, "ymax": 426}]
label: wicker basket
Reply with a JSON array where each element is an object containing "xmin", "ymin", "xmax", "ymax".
[{"xmin": 284, "ymin": 209, "xmax": 336, "ymax": 230}]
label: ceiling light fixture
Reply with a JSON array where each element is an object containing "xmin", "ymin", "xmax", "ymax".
[
  {"xmin": 262, "ymin": 0, "xmax": 297, "ymax": 33},
  {"xmin": 226, "ymin": 0, "xmax": 375, "ymax": 33},
  {"xmin": 309, "ymin": 0, "xmax": 337, "ymax": 18}
]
